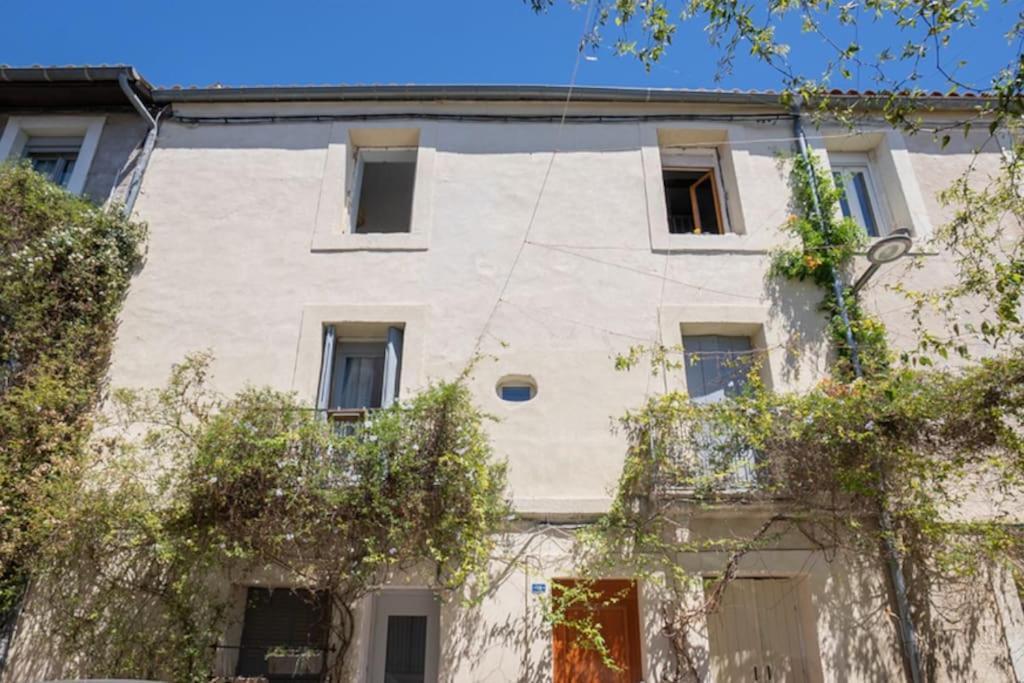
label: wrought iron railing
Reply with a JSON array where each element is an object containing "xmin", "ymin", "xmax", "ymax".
[{"xmin": 657, "ymin": 421, "xmax": 764, "ymax": 495}]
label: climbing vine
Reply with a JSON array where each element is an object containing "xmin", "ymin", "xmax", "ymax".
[
  {"xmin": 25, "ymin": 353, "xmax": 508, "ymax": 682},
  {"xmin": 770, "ymin": 149, "xmax": 888, "ymax": 377},
  {"xmin": 0, "ymin": 163, "xmax": 146, "ymax": 623}
]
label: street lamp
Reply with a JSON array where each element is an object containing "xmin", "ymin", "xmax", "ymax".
[{"xmin": 851, "ymin": 228, "xmax": 914, "ymax": 294}]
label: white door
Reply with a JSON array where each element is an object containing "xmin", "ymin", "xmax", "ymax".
[
  {"xmin": 707, "ymin": 578, "xmax": 819, "ymax": 682},
  {"xmin": 368, "ymin": 590, "xmax": 440, "ymax": 683}
]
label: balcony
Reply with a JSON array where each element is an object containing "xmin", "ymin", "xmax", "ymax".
[{"xmin": 656, "ymin": 421, "xmax": 764, "ymax": 497}]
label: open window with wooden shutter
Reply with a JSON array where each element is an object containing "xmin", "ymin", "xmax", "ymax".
[{"xmin": 661, "ymin": 149, "xmax": 728, "ymax": 235}]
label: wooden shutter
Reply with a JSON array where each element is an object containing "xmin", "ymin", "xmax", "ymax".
[{"xmin": 706, "ymin": 578, "xmax": 818, "ymax": 682}]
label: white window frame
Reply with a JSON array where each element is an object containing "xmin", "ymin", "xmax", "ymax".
[
  {"xmin": 660, "ymin": 147, "xmax": 732, "ymax": 235},
  {"xmin": 347, "ymin": 147, "xmax": 418, "ymax": 234},
  {"xmin": 0, "ymin": 116, "xmax": 105, "ymax": 195},
  {"xmin": 829, "ymin": 151, "xmax": 891, "ymax": 237},
  {"xmin": 367, "ymin": 589, "xmax": 440, "ymax": 683}
]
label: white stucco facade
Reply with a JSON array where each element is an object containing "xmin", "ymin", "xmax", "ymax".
[{"xmin": 3, "ymin": 87, "xmax": 1021, "ymax": 682}]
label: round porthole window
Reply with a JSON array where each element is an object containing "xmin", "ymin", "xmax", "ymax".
[{"xmin": 496, "ymin": 375, "xmax": 537, "ymax": 402}]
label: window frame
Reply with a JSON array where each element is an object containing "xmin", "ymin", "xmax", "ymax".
[
  {"xmin": 0, "ymin": 115, "xmax": 105, "ymax": 195},
  {"xmin": 660, "ymin": 148, "xmax": 730, "ymax": 236},
  {"xmin": 317, "ymin": 325, "xmax": 404, "ymax": 420},
  {"xmin": 297, "ymin": 306, "xmax": 425, "ymax": 422},
  {"xmin": 23, "ymin": 144, "xmax": 78, "ymax": 187},
  {"xmin": 829, "ymin": 151, "xmax": 891, "ymax": 237},
  {"xmin": 347, "ymin": 146, "xmax": 418, "ymax": 235},
  {"xmin": 312, "ymin": 124, "xmax": 435, "ymax": 252},
  {"xmin": 681, "ymin": 334, "xmax": 756, "ymax": 403}
]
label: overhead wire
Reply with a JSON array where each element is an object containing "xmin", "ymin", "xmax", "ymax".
[{"xmin": 469, "ymin": 0, "xmax": 599, "ymax": 358}]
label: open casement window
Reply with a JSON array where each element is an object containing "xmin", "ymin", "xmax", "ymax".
[
  {"xmin": 23, "ymin": 136, "xmax": 81, "ymax": 188},
  {"xmin": 681, "ymin": 335, "xmax": 758, "ymax": 489},
  {"xmin": 349, "ymin": 148, "xmax": 417, "ymax": 234},
  {"xmin": 706, "ymin": 578, "xmax": 821, "ymax": 683},
  {"xmin": 316, "ymin": 325, "xmax": 403, "ymax": 424},
  {"xmin": 830, "ymin": 152, "xmax": 887, "ymax": 238},
  {"xmin": 662, "ymin": 149, "xmax": 727, "ymax": 235},
  {"xmin": 369, "ymin": 590, "xmax": 440, "ymax": 683},
  {"xmin": 235, "ymin": 587, "xmax": 330, "ymax": 682}
]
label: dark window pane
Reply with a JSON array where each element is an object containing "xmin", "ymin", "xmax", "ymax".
[
  {"xmin": 500, "ymin": 385, "xmax": 532, "ymax": 402},
  {"xmin": 27, "ymin": 152, "xmax": 77, "ymax": 188},
  {"xmin": 356, "ymin": 160, "xmax": 416, "ymax": 234},
  {"xmin": 385, "ymin": 615, "xmax": 428, "ymax": 683},
  {"xmin": 663, "ymin": 169, "xmax": 722, "ymax": 234}
]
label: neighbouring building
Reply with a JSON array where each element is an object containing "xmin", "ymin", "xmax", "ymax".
[
  {"xmin": 2, "ymin": 68, "xmax": 1023, "ymax": 682},
  {"xmin": 0, "ymin": 66, "xmax": 156, "ymax": 209}
]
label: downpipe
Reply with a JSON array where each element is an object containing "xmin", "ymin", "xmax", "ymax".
[
  {"xmin": 118, "ymin": 71, "xmax": 164, "ymax": 216},
  {"xmin": 790, "ymin": 100, "xmax": 923, "ymax": 683}
]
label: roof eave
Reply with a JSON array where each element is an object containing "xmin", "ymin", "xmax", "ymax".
[{"xmin": 152, "ymin": 83, "xmax": 996, "ymax": 112}]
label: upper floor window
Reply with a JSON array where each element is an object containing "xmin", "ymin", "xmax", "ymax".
[
  {"xmin": 350, "ymin": 148, "xmax": 417, "ymax": 234},
  {"xmin": 661, "ymin": 150, "xmax": 727, "ymax": 235},
  {"xmin": 316, "ymin": 324, "xmax": 404, "ymax": 417},
  {"xmin": 682, "ymin": 334, "xmax": 754, "ymax": 403},
  {"xmin": 830, "ymin": 152, "xmax": 886, "ymax": 237},
  {"xmin": 0, "ymin": 116, "xmax": 105, "ymax": 196},
  {"xmin": 24, "ymin": 136, "xmax": 81, "ymax": 188}
]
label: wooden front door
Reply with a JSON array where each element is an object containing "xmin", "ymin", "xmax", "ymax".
[{"xmin": 552, "ymin": 579, "xmax": 643, "ymax": 683}]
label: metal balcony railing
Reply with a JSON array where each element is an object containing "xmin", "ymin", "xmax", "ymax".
[{"xmin": 658, "ymin": 423, "xmax": 763, "ymax": 495}]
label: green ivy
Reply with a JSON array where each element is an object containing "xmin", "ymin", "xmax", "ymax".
[{"xmin": 0, "ymin": 162, "xmax": 146, "ymax": 618}]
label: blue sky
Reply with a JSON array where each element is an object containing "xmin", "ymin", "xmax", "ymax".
[{"xmin": 3, "ymin": 1, "xmax": 1016, "ymax": 92}]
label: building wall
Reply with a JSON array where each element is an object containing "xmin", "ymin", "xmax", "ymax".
[{"xmin": 4, "ymin": 98, "xmax": 1020, "ymax": 682}]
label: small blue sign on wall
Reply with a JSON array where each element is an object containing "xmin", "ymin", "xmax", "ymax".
[{"xmin": 530, "ymin": 582, "xmax": 547, "ymax": 595}]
